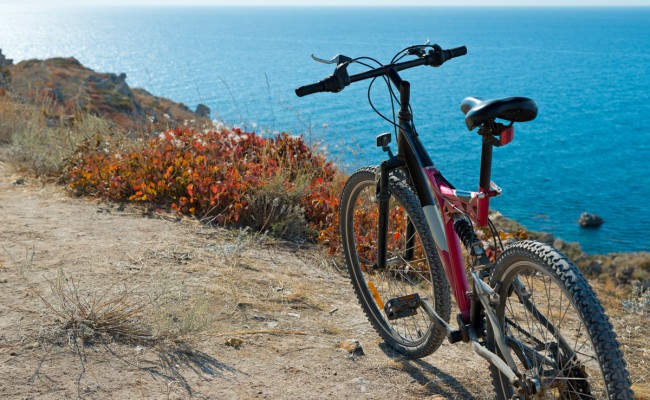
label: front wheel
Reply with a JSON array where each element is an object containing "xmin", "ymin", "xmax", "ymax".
[
  {"xmin": 487, "ymin": 240, "xmax": 632, "ymax": 399},
  {"xmin": 339, "ymin": 166, "xmax": 451, "ymax": 358}
]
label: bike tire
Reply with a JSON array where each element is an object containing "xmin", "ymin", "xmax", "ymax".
[
  {"xmin": 340, "ymin": 166, "xmax": 451, "ymax": 358},
  {"xmin": 487, "ymin": 240, "xmax": 632, "ymax": 399}
]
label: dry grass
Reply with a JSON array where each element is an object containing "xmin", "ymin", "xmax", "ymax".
[
  {"xmin": 0, "ymin": 94, "xmax": 116, "ymax": 176},
  {"xmin": 35, "ymin": 266, "xmax": 219, "ymax": 349},
  {"xmin": 145, "ymin": 266, "xmax": 216, "ymax": 340},
  {"xmin": 592, "ymin": 281, "xmax": 650, "ymax": 397},
  {"xmin": 37, "ymin": 269, "xmax": 152, "ymax": 346}
]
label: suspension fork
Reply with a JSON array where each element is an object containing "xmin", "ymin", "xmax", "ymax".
[
  {"xmin": 376, "ymin": 159, "xmax": 390, "ymax": 270},
  {"xmin": 376, "ymin": 67, "xmax": 413, "ymax": 270},
  {"xmin": 376, "ymin": 156, "xmax": 406, "ymax": 270}
]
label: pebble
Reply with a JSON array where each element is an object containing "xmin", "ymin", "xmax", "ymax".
[
  {"xmin": 24, "ymin": 342, "xmax": 39, "ymax": 350},
  {"xmin": 351, "ymin": 377, "xmax": 369, "ymax": 392},
  {"xmin": 225, "ymin": 338, "xmax": 243, "ymax": 349},
  {"xmin": 338, "ymin": 339, "xmax": 365, "ymax": 359}
]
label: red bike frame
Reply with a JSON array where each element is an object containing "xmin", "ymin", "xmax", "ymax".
[{"xmin": 388, "ymin": 73, "xmax": 506, "ymax": 323}]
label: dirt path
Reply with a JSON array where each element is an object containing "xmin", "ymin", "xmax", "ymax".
[{"xmin": 0, "ymin": 160, "xmax": 494, "ymax": 399}]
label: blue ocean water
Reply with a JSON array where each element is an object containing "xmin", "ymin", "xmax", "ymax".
[{"xmin": 1, "ymin": 6, "xmax": 648, "ymax": 254}]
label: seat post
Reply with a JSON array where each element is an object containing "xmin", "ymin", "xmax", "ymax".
[
  {"xmin": 479, "ymin": 136, "xmax": 493, "ymax": 192},
  {"xmin": 477, "ymin": 133, "xmax": 495, "ymax": 226}
]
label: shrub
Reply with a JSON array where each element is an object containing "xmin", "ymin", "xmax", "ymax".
[{"xmin": 65, "ymin": 126, "xmax": 342, "ymax": 246}]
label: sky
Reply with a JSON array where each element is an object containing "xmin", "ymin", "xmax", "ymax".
[{"xmin": 0, "ymin": 0, "xmax": 649, "ymax": 6}]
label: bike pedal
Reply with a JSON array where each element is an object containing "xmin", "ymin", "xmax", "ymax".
[{"xmin": 384, "ymin": 293, "xmax": 421, "ymax": 321}]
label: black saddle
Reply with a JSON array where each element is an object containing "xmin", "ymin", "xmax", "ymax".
[{"xmin": 460, "ymin": 97, "xmax": 538, "ymax": 130}]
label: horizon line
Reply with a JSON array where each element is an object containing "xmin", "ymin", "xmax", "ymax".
[{"xmin": 1, "ymin": 4, "xmax": 650, "ymax": 8}]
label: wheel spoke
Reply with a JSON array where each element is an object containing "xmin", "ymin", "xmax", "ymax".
[{"xmin": 487, "ymin": 241, "xmax": 632, "ymax": 399}]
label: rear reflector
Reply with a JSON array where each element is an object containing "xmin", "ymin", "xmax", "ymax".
[{"xmin": 500, "ymin": 126, "xmax": 514, "ymax": 146}]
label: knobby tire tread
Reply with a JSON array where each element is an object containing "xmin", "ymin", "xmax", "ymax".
[
  {"xmin": 489, "ymin": 240, "xmax": 633, "ymax": 399},
  {"xmin": 340, "ymin": 166, "xmax": 451, "ymax": 359}
]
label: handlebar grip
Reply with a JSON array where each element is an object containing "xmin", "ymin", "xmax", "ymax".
[
  {"xmin": 428, "ymin": 45, "xmax": 468, "ymax": 67},
  {"xmin": 295, "ymin": 81, "xmax": 325, "ymax": 97},
  {"xmin": 447, "ymin": 46, "xmax": 467, "ymax": 59}
]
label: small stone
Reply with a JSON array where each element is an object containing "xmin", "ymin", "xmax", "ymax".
[
  {"xmin": 351, "ymin": 377, "xmax": 369, "ymax": 392},
  {"xmin": 13, "ymin": 178, "xmax": 25, "ymax": 186},
  {"xmin": 287, "ymin": 313, "xmax": 300, "ymax": 318},
  {"xmin": 578, "ymin": 212, "xmax": 604, "ymax": 228},
  {"xmin": 338, "ymin": 339, "xmax": 365, "ymax": 359},
  {"xmin": 225, "ymin": 338, "xmax": 243, "ymax": 348}
]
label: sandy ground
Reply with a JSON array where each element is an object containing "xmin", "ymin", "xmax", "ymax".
[
  {"xmin": 0, "ymin": 160, "xmax": 494, "ymax": 399},
  {"xmin": 0, "ymin": 160, "xmax": 646, "ymax": 399}
]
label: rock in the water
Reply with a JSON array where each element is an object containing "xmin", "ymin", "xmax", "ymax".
[{"xmin": 578, "ymin": 212, "xmax": 604, "ymax": 228}]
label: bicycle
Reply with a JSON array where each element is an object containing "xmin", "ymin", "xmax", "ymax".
[{"xmin": 295, "ymin": 43, "xmax": 632, "ymax": 399}]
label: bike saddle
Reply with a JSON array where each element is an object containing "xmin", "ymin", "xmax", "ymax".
[{"xmin": 460, "ymin": 96, "xmax": 538, "ymax": 130}]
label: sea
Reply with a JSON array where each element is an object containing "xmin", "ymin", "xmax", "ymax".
[{"xmin": 1, "ymin": 6, "xmax": 648, "ymax": 254}]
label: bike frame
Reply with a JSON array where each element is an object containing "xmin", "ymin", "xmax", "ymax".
[
  {"xmin": 382, "ymin": 70, "xmax": 523, "ymax": 382},
  {"xmin": 382, "ymin": 68, "xmax": 502, "ymax": 323}
]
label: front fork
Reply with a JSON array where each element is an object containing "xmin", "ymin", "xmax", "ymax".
[{"xmin": 375, "ymin": 157, "xmax": 406, "ymax": 270}]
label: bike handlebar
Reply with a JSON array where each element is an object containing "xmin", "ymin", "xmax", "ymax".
[
  {"xmin": 295, "ymin": 45, "xmax": 467, "ymax": 97},
  {"xmin": 295, "ymin": 81, "xmax": 326, "ymax": 97}
]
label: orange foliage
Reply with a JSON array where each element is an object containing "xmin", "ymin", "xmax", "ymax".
[{"xmin": 65, "ymin": 127, "xmax": 342, "ymax": 249}]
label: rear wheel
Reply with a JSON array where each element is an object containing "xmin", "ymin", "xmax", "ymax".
[
  {"xmin": 488, "ymin": 240, "xmax": 632, "ymax": 399},
  {"xmin": 339, "ymin": 166, "xmax": 450, "ymax": 358}
]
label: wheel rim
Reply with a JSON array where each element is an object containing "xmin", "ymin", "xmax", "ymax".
[
  {"xmin": 497, "ymin": 261, "xmax": 608, "ymax": 399},
  {"xmin": 347, "ymin": 179, "xmax": 435, "ymax": 346}
]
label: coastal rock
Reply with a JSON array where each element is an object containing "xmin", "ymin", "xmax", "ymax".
[
  {"xmin": 195, "ymin": 103, "xmax": 211, "ymax": 118},
  {"xmin": 0, "ymin": 49, "xmax": 12, "ymax": 90},
  {"xmin": 533, "ymin": 232, "xmax": 555, "ymax": 245},
  {"xmin": 584, "ymin": 259, "xmax": 603, "ymax": 276},
  {"xmin": 0, "ymin": 49, "xmax": 13, "ymax": 68},
  {"xmin": 578, "ymin": 212, "xmax": 604, "ymax": 228},
  {"xmin": 615, "ymin": 266, "xmax": 634, "ymax": 286},
  {"xmin": 4, "ymin": 54, "xmax": 209, "ymax": 131}
]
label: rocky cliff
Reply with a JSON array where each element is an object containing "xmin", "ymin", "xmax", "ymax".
[{"xmin": 1, "ymin": 50, "xmax": 210, "ymax": 131}]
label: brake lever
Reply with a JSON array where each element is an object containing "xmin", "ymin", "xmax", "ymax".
[
  {"xmin": 311, "ymin": 54, "xmax": 353, "ymax": 65},
  {"xmin": 406, "ymin": 39, "xmax": 431, "ymax": 56}
]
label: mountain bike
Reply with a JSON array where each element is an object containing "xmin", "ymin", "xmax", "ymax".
[{"xmin": 295, "ymin": 43, "xmax": 632, "ymax": 399}]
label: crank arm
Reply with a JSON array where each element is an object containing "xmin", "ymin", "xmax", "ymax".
[{"xmin": 419, "ymin": 298, "xmax": 454, "ymax": 336}]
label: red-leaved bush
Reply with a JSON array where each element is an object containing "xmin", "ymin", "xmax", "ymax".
[{"xmin": 65, "ymin": 127, "xmax": 342, "ymax": 252}]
